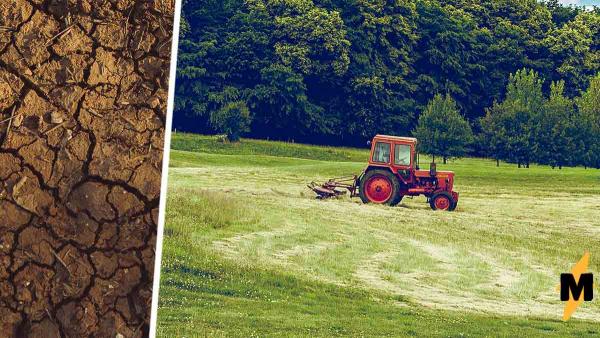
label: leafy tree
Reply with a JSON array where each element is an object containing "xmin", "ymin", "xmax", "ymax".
[
  {"xmin": 575, "ymin": 73, "xmax": 600, "ymax": 169},
  {"xmin": 345, "ymin": 76, "xmax": 415, "ymax": 140},
  {"xmin": 480, "ymin": 69, "xmax": 544, "ymax": 167},
  {"xmin": 447, "ymin": 0, "xmax": 555, "ymax": 89},
  {"xmin": 174, "ymin": 0, "xmax": 274, "ymax": 131},
  {"xmin": 479, "ymin": 102, "xmax": 506, "ymax": 167},
  {"xmin": 534, "ymin": 81, "xmax": 575, "ymax": 168},
  {"xmin": 261, "ymin": 0, "xmax": 351, "ymax": 77},
  {"xmin": 502, "ymin": 69, "xmax": 545, "ymax": 167},
  {"xmin": 333, "ymin": 0, "xmax": 419, "ymax": 141},
  {"xmin": 546, "ymin": 12, "xmax": 600, "ymax": 97},
  {"xmin": 505, "ymin": 69, "xmax": 545, "ymax": 111},
  {"xmin": 210, "ymin": 101, "xmax": 252, "ymax": 142},
  {"xmin": 543, "ymin": 0, "xmax": 581, "ymax": 27},
  {"xmin": 414, "ymin": 94, "xmax": 473, "ymax": 164},
  {"xmin": 414, "ymin": 0, "xmax": 492, "ymax": 119},
  {"xmin": 250, "ymin": 64, "xmax": 324, "ymax": 139}
]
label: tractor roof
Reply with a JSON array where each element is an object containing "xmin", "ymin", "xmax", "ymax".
[{"xmin": 373, "ymin": 134, "xmax": 418, "ymax": 144}]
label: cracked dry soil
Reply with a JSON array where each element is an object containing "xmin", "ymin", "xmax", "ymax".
[{"xmin": 0, "ymin": 0, "xmax": 174, "ymax": 337}]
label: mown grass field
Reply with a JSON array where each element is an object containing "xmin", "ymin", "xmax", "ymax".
[{"xmin": 157, "ymin": 133, "xmax": 600, "ymax": 337}]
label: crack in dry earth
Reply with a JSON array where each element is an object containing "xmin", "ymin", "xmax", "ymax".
[{"xmin": 0, "ymin": 1, "xmax": 174, "ymax": 336}]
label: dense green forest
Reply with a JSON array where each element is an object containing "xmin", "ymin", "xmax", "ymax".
[{"xmin": 174, "ymin": 0, "xmax": 600, "ymax": 168}]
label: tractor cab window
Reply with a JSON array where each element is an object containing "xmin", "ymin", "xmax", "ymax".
[
  {"xmin": 372, "ymin": 142, "xmax": 391, "ymax": 163},
  {"xmin": 394, "ymin": 144, "xmax": 411, "ymax": 166}
]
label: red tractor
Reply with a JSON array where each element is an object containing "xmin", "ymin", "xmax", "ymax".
[{"xmin": 308, "ymin": 135, "xmax": 459, "ymax": 211}]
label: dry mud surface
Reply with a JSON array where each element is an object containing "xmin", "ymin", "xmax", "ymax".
[{"xmin": 0, "ymin": 1, "xmax": 174, "ymax": 337}]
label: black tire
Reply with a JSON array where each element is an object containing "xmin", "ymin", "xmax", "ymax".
[
  {"xmin": 429, "ymin": 191, "xmax": 456, "ymax": 211},
  {"xmin": 359, "ymin": 169, "xmax": 402, "ymax": 206},
  {"xmin": 449, "ymin": 197, "xmax": 457, "ymax": 211}
]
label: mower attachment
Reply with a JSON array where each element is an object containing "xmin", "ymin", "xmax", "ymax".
[{"xmin": 308, "ymin": 176, "xmax": 359, "ymax": 199}]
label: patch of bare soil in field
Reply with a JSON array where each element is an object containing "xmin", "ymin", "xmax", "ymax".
[{"xmin": 0, "ymin": 0, "xmax": 173, "ymax": 337}]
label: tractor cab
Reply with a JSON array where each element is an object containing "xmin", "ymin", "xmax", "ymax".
[{"xmin": 368, "ymin": 135, "xmax": 418, "ymax": 181}]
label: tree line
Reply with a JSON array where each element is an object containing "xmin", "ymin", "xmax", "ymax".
[
  {"xmin": 416, "ymin": 70, "xmax": 600, "ymax": 168},
  {"xmin": 174, "ymin": 0, "xmax": 600, "ymax": 168}
]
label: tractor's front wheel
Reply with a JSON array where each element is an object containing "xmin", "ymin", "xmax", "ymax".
[
  {"xmin": 430, "ymin": 191, "xmax": 456, "ymax": 211},
  {"xmin": 359, "ymin": 169, "xmax": 401, "ymax": 206}
]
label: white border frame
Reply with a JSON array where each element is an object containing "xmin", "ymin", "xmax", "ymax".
[{"xmin": 149, "ymin": 0, "xmax": 182, "ymax": 336}]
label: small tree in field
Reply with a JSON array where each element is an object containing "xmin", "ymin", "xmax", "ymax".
[
  {"xmin": 480, "ymin": 69, "xmax": 544, "ymax": 168},
  {"xmin": 210, "ymin": 101, "xmax": 252, "ymax": 142},
  {"xmin": 414, "ymin": 94, "xmax": 473, "ymax": 164},
  {"xmin": 534, "ymin": 81, "xmax": 575, "ymax": 169},
  {"xmin": 479, "ymin": 102, "xmax": 507, "ymax": 167},
  {"xmin": 502, "ymin": 69, "xmax": 544, "ymax": 168},
  {"xmin": 575, "ymin": 73, "xmax": 600, "ymax": 169}
]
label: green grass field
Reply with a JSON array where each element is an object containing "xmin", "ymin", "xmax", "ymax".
[{"xmin": 157, "ymin": 133, "xmax": 600, "ymax": 337}]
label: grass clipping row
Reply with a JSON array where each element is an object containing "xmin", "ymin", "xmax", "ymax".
[{"xmin": 0, "ymin": 1, "xmax": 174, "ymax": 337}]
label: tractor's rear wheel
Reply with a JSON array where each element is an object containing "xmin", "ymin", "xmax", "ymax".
[
  {"xmin": 430, "ymin": 191, "xmax": 456, "ymax": 211},
  {"xmin": 359, "ymin": 169, "xmax": 401, "ymax": 206}
]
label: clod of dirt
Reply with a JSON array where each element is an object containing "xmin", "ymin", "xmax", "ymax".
[
  {"xmin": 149, "ymin": 96, "xmax": 161, "ymax": 109},
  {"xmin": 48, "ymin": 111, "xmax": 64, "ymax": 124},
  {"xmin": 11, "ymin": 114, "xmax": 23, "ymax": 128},
  {"xmin": 0, "ymin": 0, "xmax": 174, "ymax": 336}
]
